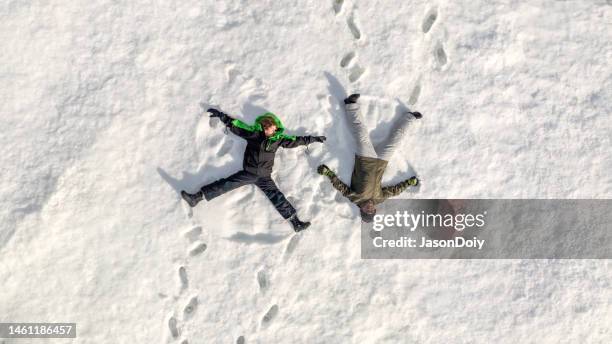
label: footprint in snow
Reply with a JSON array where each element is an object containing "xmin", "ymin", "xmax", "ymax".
[
  {"xmin": 261, "ymin": 305, "xmax": 279, "ymax": 327},
  {"xmin": 434, "ymin": 42, "xmax": 448, "ymax": 66},
  {"xmin": 257, "ymin": 269, "xmax": 270, "ymax": 293},
  {"xmin": 181, "ymin": 201, "xmax": 194, "ymax": 218},
  {"xmin": 409, "ymin": 83, "xmax": 421, "ymax": 105},
  {"xmin": 348, "ymin": 65, "xmax": 366, "ymax": 83},
  {"xmin": 189, "ymin": 242, "xmax": 207, "ymax": 256},
  {"xmin": 183, "ymin": 296, "xmax": 199, "ymax": 319},
  {"xmin": 340, "ymin": 51, "xmax": 356, "ymax": 68},
  {"xmin": 226, "ymin": 65, "xmax": 241, "ymax": 84},
  {"xmin": 168, "ymin": 316, "xmax": 179, "ymax": 338},
  {"xmin": 284, "ymin": 233, "xmax": 302, "ymax": 260},
  {"xmin": 422, "ymin": 7, "xmax": 438, "ymax": 33},
  {"xmin": 184, "ymin": 226, "xmax": 203, "ymax": 242},
  {"xmin": 333, "ymin": 0, "xmax": 344, "ymax": 15},
  {"xmin": 347, "ymin": 14, "xmax": 362, "ymax": 40},
  {"xmin": 178, "ymin": 266, "xmax": 189, "ymax": 291},
  {"xmin": 236, "ymin": 336, "xmax": 246, "ymax": 344}
]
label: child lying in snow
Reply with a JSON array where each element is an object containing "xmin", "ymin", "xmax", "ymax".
[
  {"xmin": 181, "ymin": 109, "xmax": 325, "ymax": 232},
  {"xmin": 317, "ymin": 94, "xmax": 421, "ymax": 223}
]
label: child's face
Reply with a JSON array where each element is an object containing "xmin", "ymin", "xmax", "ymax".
[
  {"xmin": 360, "ymin": 200, "xmax": 376, "ymax": 214},
  {"xmin": 263, "ymin": 124, "xmax": 277, "ymax": 137}
]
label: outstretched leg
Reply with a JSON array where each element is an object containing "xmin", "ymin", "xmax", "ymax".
[
  {"xmin": 254, "ymin": 177, "xmax": 297, "ymax": 220},
  {"xmin": 343, "ymin": 94, "xmax": 378, "ymax": 158},
  {"xmin": 200, "ymin": 170, "xmax": 258, "ymax": 201},
  {"xmin": 255, "ymin": 177, "xmax": 310, "ymax": 231},
  {"xmin": 376, "ymin": 111, "xmax": 420, "ymax": 161}
]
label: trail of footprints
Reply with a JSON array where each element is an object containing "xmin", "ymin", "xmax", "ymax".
[
  {"xmin": 335, "ymin": 1, "xmax": 366, "ymax": 84},
  {"xmin": 168, "ymin": 225, "xmax": 299, "ymax": 342},
  {"xmin": 335, "ymin": 2, "xmax": 447, "ymax": 102},
  {"xmin": 234, "ymin": 232, "xmax": 303, "ymax": 341},
  {"xmin": 167, "ymin": 226, "xmax": 208, "ymax": 342},
  {"xmin": 421, "ymin": 6, "xmax": 447, "ymax": 69}
]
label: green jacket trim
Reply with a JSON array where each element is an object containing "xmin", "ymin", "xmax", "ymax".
[{"xmin": 231, "ymin": 112, "xmax": 296, "ymax": 142}]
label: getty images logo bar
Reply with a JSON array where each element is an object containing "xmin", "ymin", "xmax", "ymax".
[{"xmin": 361, "ymin": 199, "xmax": 612, "ymax": 259}]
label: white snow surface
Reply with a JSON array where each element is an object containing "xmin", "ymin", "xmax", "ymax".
[{"xmin": 1, "ymin": 0, "xmax": 611, "ymax": 343}]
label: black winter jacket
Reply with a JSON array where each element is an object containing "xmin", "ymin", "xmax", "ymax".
[{"xmin": 217, "ymin": 111, "xmax": 318, "ymax": 176}]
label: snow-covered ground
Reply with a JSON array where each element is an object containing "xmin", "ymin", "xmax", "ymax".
[{"xmin": 1, "ymin": 0, "xmax": 611, "ymax": 343}]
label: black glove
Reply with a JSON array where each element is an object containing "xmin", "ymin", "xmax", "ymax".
[
  {"xmin": 208, "ymin": 108, "xmax": 222, "ymax": 118},
  {"xmin": 311, "ymin": 136, "xmax": 326, "ymax": 143}
]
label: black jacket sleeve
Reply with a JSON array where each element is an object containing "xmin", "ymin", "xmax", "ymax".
[
  {"xmin": 228, "ymin": 124, "xmax": 260, "ymax": 140},
  {"xmin": 216, "ymin": 112, "xmax": 259, "ymax": 140},
  {"xmin": 280, "ymin": 136, "xmax": 315, "ymax": 148},
  {"xmin": 216, "ymin": 111, "xmax": 233, "ymax": 126}
]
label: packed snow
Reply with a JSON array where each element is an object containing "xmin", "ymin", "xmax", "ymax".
[{"xmin": 1, "ymin": 0, "xmax": 611, "ymax": 343}]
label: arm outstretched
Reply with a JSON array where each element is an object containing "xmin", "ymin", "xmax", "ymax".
[
  {"xmin": 317, "ymin": 164, "xmax": 352, "ymax": 198},
  {"xmin": 280, "ymin": 135, "xmax": 326, "ymax": 148},
  {"xmin": 208, "ymin": 108, "xmax": 259, "ymax": 140},
  {"xmin": 381, "ymin": 176, "xmax": 419, "ymax": 199}
]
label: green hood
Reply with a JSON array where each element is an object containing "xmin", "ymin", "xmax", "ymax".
[{"xmin": 231, "ymin": 112, "xmax": 296, "ymax": 141}]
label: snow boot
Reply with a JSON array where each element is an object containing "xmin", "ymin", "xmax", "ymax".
[
  {"xmin": 344, "ymin": 93, "xmax": 360, "ymax": 104},
  {"xmin": 289, "ymin": 214, "xmax": 311, "ymax": 232},
  {"xmin": 410, "ymin": 111, "xmax": 423, "ymax": 119},
  {"xmin": 181, "ymin": 190, "xmax": 203, "ymax": 207}
]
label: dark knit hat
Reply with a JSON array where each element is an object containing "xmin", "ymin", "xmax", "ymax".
[{"xmin": 360, "ymin": 208, "xmax": 376, "ymax": 223}]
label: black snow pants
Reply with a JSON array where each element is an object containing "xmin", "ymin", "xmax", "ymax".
[{"xmin": 200, "ymin": 170, "xmax": 297, "ymax": 219}]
